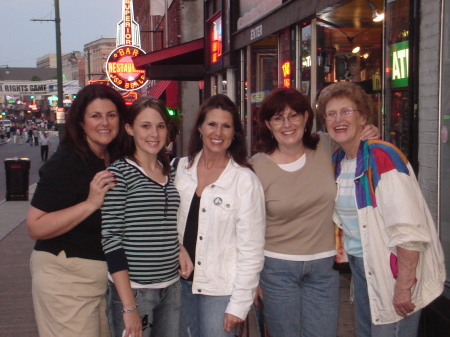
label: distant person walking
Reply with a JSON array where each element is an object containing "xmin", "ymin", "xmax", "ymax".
[
  {"xmin": 40, "ymin": 132, "xmax": 51, "ymax": 161},
  {"xmin": 33, "ymin": 129, "xmax": 39, "ymax": 146}
]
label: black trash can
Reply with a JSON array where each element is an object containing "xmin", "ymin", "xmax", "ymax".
[{"xmin": 5, "ymin": 158, "xmax": 30, "ymax": 201}]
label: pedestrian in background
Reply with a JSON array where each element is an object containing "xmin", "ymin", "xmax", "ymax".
[
  {"xmin": 317, "ymin": 81, "xmax": 445, "ymax": 337},
  {"xmin": 28, "ymin": 128, "xmax": 33, "ymax": 146},
  {"xmin": 33, "ymin": 128, "xmax": 39, "ymax": 146},
  {"xmin": 39, "ymin": 132, "xmax": 51, "ymax": 161},
  {"xmin": 26, "ymin": 84, "xmax": 128, "ymax": 337},
  {"xmin": 175, "ymin": 94, "xmax": 265, "ymax": 337},
  {"xmin": 251, "ymin": 87, "xmax": 379, "ymax": 337},
  {"xmin": 102, "ymin": 97, "xmax": 181, "ymax": 337}
]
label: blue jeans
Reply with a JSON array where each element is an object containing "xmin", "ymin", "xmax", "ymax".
[
  {"xmin": 180, "ymin": 279, "xmax": 236, "ymax": 337},
  {"xmin": 106, "ymin": 280, "xmax": 181, "ymax": 337},
  {"xmin": 348, "ymin": 255, "xmax": 421, "ymax": 337},
  {"xmin": 259, "ymin": 256, "xmax": 339, "ymax": 337}
]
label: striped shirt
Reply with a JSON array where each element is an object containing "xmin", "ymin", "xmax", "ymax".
[
  {"xmin": 335, "ymin": 157, "xmax": 363, "ymax": 257},
  {"xmin": 101, "ymin": 158, "xmax": 180, "ymax": 286}
]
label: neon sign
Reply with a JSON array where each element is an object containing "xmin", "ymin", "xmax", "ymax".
[
  {"xmin": 391, "ymin": 41, "xmax": 409, "ymax": 88},
  {"xmin": 282, "ymin": 61, "xmax": 291, "ymax": 88},
  {"xmin": 210, "ymin": 15, "xmax": 222, "ymax": 65},
  {"xmin": 106, "ymin": 45, "xmax": 148, "ymax": 91}
]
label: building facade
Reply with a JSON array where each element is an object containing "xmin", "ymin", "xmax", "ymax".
[
  {"xmin": 36, "ymin": 54, "xmax": 57, "ymax": 68},
  {"xmin": 83, "ymin": 37, "xmax": 116, "ymax": 85},
  {"xmin": 132, "ymin": 0, "xmax": 450, "ymax": 333}
]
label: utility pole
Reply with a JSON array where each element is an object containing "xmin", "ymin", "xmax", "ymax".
[{"xmin": 31, "ymin": 0, "xmax": 64, "ymax": 137}]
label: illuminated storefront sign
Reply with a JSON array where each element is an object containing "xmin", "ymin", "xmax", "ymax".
[
  {"xmin": 210, "ymin": 15, "xmax": 222, "ymax": 65},
  {"xmin": 391, "ymin": 40, "xmax": 409, "ymax": 88},
  {"xmin": 282, "ymin": 61, "xmax": 291, "ymax": 88},
  {"xmin": 106, "ymin": 46, "xmax": 148, "ymax": 91}
]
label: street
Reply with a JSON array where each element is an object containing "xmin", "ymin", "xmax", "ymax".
[{"xmin": 0, "ymin": 133, "xmax": 59, "ymax": 201}]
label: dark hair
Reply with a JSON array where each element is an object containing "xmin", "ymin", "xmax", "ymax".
[
  {"xmin": 60, "ymin": 84, "xmax": 128, "ymax": 164},
  {"xmin": 257, "ymin": 87, "xmax": 319, "ymax": 154},
  {"xmin": 122, "ymin": 97, "xmax": 171, "ymax": 176},
  {"xmin": 188, "ymin": 94, "xmax": 251, "ymax": 170},
  {"xmin": 347, "ymin": 56, "xmax": 366, "ymax": 71},
  {"xmin": 316, "ymin": 81, "xmax": 373, "ymax": 120}
]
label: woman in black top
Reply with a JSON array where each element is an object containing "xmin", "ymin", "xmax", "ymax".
[{"xmin": 27, "ymin": 84, "xmax": 128, "ymax": 337}]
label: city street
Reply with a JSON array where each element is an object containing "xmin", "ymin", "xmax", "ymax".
[{"xmin": 0, "ymin": 132, "xmax": 59, "ymax": 201}]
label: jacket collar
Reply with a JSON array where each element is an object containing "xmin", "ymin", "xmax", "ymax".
[{"xmin": 184, "ymin": 150, "xmax": 240, "ymax": 189}]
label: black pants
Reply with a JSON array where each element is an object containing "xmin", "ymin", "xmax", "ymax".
[{"xmin": 41, "ymin": 145, "xmax": 49, "ymax": 161}]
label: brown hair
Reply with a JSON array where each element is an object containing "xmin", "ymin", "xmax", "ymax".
[
  {"xmin": 316, "ymin": 81, "xmax": 373, "ymax": 121},
  {"xmin": 187, "ymin": 94, "xmax": 252, "ymax": 170},
  {"xmin": 59, "ymin": 84, "xmax": 128, "ymax": 164},
  {"xmin": 123, "ymin": 97, "xmax": 171, "ymax": 176},
  {"xmin": 257, "ymin": 87, "xmax": 319, "ymax": 154}
]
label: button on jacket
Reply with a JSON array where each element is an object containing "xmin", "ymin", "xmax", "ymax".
[
  {"xmin": 332, "ymin": 140, "xmax": 445, "ymax": 325},
  {"xmin": 175, "ymin": 152, "xmax": 266, "ymax": 319}
]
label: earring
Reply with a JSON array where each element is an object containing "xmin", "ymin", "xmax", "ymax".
[
  {"xmin": 305, "ymin": 127, "xmax": 307, "ymax": 132},
  {"xmin": 200, "ymin": 133, "xmax": 202, "ymax": 138},
  {"xmin": 232, "ymin": 136, "xmax": 235, "ymax": 141},
  {"xmin": 271, "ymin": 131, "xmax": 274, "ymax": 139}
]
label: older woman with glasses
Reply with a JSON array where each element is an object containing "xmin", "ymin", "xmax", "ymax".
[
  {"xmin": 317, "ymin": 81, "xmax": 445, "ymax": 337},
  {"xmin": 251, "ymin": 87, "xmax": 379, "ymax": 337}
]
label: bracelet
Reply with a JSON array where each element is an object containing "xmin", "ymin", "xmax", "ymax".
[{"xmin": 122, "ymin": 304, "xmax": 138, "ymax": 313}]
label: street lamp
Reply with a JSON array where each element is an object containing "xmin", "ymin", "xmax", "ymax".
[{"xmin": 31, "ymin": 0, "xmax": 64, "ymax": 138}]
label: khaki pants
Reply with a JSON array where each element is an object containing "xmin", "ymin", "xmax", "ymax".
[{"xmin": 30, "ymin": 250, "xmax": 110, "ymax": 337}]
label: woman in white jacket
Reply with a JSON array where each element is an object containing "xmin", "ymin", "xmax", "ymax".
[{"xmin": 174, "ymin": 94, "xmax": 265, "ymax": 337}]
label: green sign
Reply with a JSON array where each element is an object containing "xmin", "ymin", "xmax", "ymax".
[{"xmin": 391, "ymin": 41, "xmax": 409, "ymax": 88}]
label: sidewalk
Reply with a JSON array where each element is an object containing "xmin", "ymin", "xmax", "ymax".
[
  {"xmin": 0, "ymin": 184, "xmax": 355, "ymax": 336},
  {"xmin": 0, "ymin": 184, "xmax": 39, "ymax": 335}
]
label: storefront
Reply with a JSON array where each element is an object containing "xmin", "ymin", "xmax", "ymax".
[{"xmin": 227, "ymin": 0, "xmax": 421, "ymax": 166}]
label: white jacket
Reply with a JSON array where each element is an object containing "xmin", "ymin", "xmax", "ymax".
[
  {"xmin": 174, "ymin": 152, "xmax": 266, "ymax": 319},
  {"xmin": 333, "ymin": 140, "xmax": 445, "ymax": 325}
]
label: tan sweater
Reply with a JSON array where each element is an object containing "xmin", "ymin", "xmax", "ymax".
[{"xmin": 252, "ymin": 135, "xmax": 336, "ymax": 255}]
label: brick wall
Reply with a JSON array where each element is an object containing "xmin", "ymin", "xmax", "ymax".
[{"xmin": 418, "ymin": 0, "xmax": 442, "ymax": 220}]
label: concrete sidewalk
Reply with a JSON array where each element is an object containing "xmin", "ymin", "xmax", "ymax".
[
  {"xmin": 0, "ymin": 184, "xmax": 355, "ymax": 336},
  {"xmin": 0, "ymin": 184, "xmax": 39, "ymax": 335}
]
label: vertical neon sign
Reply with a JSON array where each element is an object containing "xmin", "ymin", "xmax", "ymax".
[
  {"xmin": 124, "ymin": 0, "xmax": 132, "ymax": 45},
  {"xmin": 282, "ymin": 62, "xmax": 291, "ymax": 88},
  {"xmin": 210, "ymin": 15, "xmax": 222, "ymax": 65}
]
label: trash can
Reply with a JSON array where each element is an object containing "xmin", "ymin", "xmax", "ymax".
[{"xmin": 4, "ymin": 158, "xmax": 30, "ymax": 201}]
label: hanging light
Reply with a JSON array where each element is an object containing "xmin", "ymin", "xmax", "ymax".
[
  {"xmin": 368, "ymin": 1, "xmax": 384, "ymax": 22},
  {"xmin": 352, "ymin": 46, "xmax": 361, "ymax": 54}
]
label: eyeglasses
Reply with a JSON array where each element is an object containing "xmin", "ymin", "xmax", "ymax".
[
  {"xmin": 323, "ymin": 107, "xmax": 358, "ymax": 121},
  {"xmin": 270, "ymin": 112, "xmax": 303, "ymax": 125}
]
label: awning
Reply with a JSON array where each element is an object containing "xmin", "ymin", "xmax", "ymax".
[
  {"xmin": 133, "ymin": 38, "xmax": 205, "ymax": 81},
  {"xmin": 147, "ymin": 80, "xmax": 171, "ymax": 98}
]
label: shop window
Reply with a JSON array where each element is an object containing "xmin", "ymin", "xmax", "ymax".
[
  {"xmin": 384, "ymin": 0, "xmax": 411, "ymax": 157},
  {"xmin": 317, "ymin": 0, "xmax": 383, "ymax": 130},
  {"xmin": 440, "ymin": 0, "xmax": 450, "ymax": 287}
]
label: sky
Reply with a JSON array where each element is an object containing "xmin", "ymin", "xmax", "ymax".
[{"xmin": 0, "ymin": 0, "xmax": 123, "ymax": 68}]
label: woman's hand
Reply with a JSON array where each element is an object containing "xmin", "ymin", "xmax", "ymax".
[
  {"xmin": 122, "ymin": 309, "xmax": 142, "ymax": 337},
  {"xmin": 178, "ymin": 244, "xmax": 194, "ymax": 279},
  {"xmin": 85, "ymin": 170, "xmax": 116, "ymax": 210},
  {"xmin": 393, "ymin": 287, "xmax": 415, "ymax": 318},
  {"xmin": 360, "ymin": 124, "xmax": 380, "ymax": 140},
  {"xmin": 223, "ymin": 313, "xmax": 244, "ymax": 333}
]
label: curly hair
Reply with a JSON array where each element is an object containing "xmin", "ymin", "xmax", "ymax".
[
  {"xmin": 257, "ymin": 87, "xmax": 319, "ymax": 154},
  {"xmin": 316, "ymin": 81, "xmax": 373, "ymax": 121},
  {"xmin": 187, "ymin": 94, "xmax": 251, "ymax": 170},
  {"xmin": 59, "ymin": 84, "xmax": 128, "ymax": 164},
  {"xmin": 122, "ymin": 96, "xmax": 171, "ymax": 176}
]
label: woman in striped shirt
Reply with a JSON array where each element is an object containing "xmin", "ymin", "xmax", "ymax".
[{"xmin": 101, "ymin": 97, "xmax": 181, "ymax": 337}]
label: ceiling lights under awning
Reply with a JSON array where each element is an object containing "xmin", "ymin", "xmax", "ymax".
[{"xmin": 133, "ymin": 38, "xmax": 205, "ymax": 81}]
